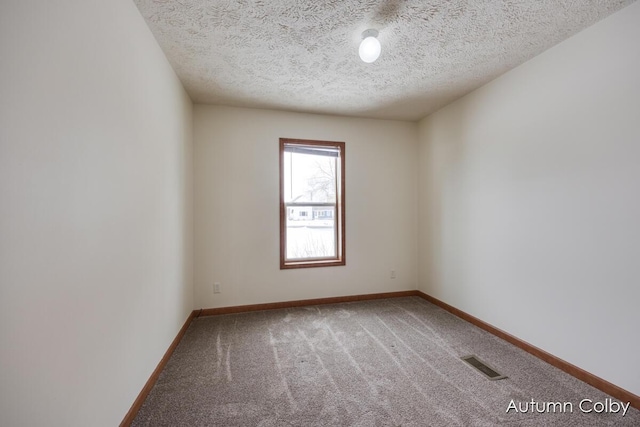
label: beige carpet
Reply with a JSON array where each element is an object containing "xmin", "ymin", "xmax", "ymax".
[{"xmin": 132, "ymin": 297, "xmax": 639, "ymax": 426}]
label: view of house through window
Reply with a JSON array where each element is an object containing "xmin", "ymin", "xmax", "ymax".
[{"xmin": 280, "ymin": 138, "xmax": 345, "ymax": 268}]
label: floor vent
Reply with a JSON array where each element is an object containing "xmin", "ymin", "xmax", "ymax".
[{"xmin": 461, "ymin": 355, "xmax": 507, "ymax": 380}]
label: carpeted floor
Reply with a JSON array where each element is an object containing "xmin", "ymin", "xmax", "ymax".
[{"xmin": 132, "ymin": 297, "xmax": 640, "ymax": 426}]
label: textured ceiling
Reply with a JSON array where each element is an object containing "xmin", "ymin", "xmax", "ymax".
[{"xmin": 134, "ymin": 0, "xmax": 634, "ymax": 121}]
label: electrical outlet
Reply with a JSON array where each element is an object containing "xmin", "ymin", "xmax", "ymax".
[
  {"xmin": 390, "ymin": 270, "xmax": 396, "ymax": 279},
  {"xmin": 214, "ymin": 282, "xmax": 221, "ymax": 294}
]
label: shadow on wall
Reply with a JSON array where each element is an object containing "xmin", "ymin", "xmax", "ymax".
[{"xmin": 419, "ymin": 96, "xmax": 475, "ymax": 301}]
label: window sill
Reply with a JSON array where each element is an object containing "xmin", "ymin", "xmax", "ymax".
[{"xmin": 281, "ymin": 259, "xmax": 345, "ymax": 269}]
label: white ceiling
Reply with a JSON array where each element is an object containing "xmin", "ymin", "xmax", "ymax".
[{"xmin": 134, "ymin": 0, "xmax": 634, "ymax": 121}]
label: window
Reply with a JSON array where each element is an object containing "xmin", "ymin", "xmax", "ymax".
[{"xmin": 280, "ymin": 138, "xmax": 345, "ymax": 269}]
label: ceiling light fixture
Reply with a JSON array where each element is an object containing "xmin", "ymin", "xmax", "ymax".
[{"xmin": 359, "ymin": 29, "xmax": 381, "ymax": 63}]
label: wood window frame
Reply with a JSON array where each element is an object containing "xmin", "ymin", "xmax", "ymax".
[{"xmin": 280, "ymin": 138, "xmax": 346, "ymax": 269}]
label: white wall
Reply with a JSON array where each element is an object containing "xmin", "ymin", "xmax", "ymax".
[
  {"xmin": 195, "ymin": 105, "xmax": 418, "ymax": 308},
  {"xmin": 418, "ymin": 2, "xmax": 640, "ymax": 395},
  {"xmin": 0, "ymin": 1, "xmax": 193, "ymax": 426}
]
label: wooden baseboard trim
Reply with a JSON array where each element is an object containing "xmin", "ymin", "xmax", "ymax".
[
  {"xmin": 119, "ymin": 310, "xmax": 197, "ymax": 427},
  {"xmin": 415, "ymin": 291, "xmax": 640, "ymax": 410},
  {"xmin": 198, "ymin": 290, "xmax": 420, "ymax": 317}
]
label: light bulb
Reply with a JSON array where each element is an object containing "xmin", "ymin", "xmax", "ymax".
[{"xmin": 359, "ymin": 34, "xmax": 381, "ymax": 63}]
